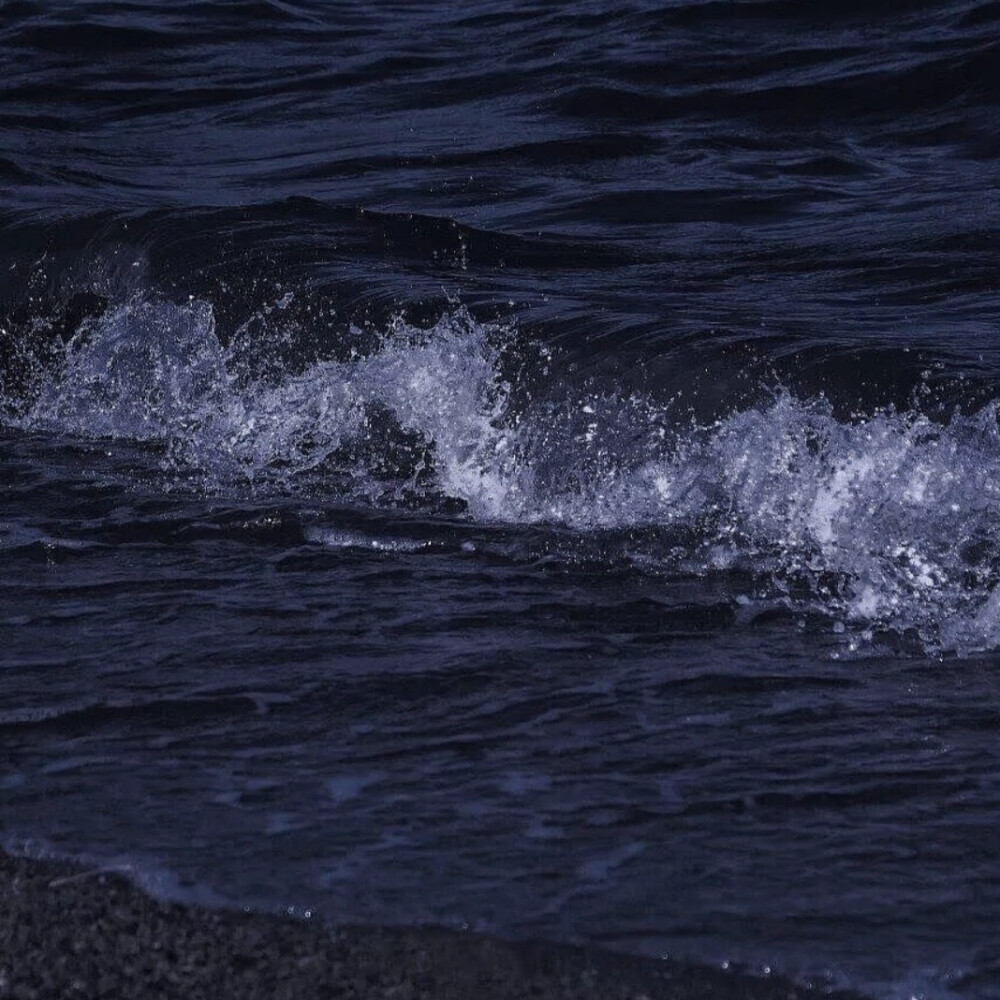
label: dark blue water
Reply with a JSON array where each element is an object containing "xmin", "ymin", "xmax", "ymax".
[{"xmin": 3, "ymin": 1, "xmax": 1000, "ymax": 995}]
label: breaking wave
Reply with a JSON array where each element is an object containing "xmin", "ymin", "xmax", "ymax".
[{"xmin": 10, "ymin": 292, "xmax": 1000, "ymax": 655}]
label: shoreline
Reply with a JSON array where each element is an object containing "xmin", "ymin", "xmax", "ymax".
[{"xmin": 0, "ymin": 850, "xmax": 866, "ymax": 1000}]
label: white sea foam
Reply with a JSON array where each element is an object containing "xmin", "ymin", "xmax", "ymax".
[
  {"xmin": 303, "ymin": 526, "xmax": 430, "ymax": 552},
  {"xmin": 17, "ymin": 294, "xmax": 1000, "ymax": 653}
]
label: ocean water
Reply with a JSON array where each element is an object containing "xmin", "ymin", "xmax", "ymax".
[{"xmin": 2, "ymin": 0, "xmax": 1000, "ymax": 995}]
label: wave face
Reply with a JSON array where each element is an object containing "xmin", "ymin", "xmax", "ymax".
[
  {"xmin": 4, "ymin": 2, "xmax": 1000, "ymax": 997},
  {"xmin": 10, "ymin": 288, "xmax": 1000, "ymax": 657}
]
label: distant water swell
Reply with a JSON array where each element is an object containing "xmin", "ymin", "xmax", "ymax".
[
  {"xmin": 6, "ymin": 260, "xmax": 1000, "ymax": 658},
  {"xmin": 2, "ymin": 0, "xmax": 998, "ymax": 214}
]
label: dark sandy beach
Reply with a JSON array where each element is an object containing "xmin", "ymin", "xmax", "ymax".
[{"xmin": 0, "ymin": 851, "xmax": 865, "ymax": 1000}]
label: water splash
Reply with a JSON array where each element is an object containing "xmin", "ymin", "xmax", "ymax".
[{"xmin": 13, "ymin": 293, "xmax": 1000, "ymax": 653}]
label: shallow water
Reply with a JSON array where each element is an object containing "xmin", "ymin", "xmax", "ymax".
[{"xmin": 3, "ymin": 1, "xmax": 1000, "ymax": 996}]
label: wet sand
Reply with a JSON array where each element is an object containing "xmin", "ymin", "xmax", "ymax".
[{"xmin": 0, "ymin": 851, "xmax": 865, "ymax": 1000}]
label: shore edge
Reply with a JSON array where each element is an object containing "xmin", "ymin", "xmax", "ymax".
[{"xmin": 0, "ymin": 850, "xmax": 866, "ymax": 1000}]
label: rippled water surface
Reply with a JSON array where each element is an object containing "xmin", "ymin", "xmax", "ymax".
[{"xmin": 3, "ymin": 1, "xmax": 1000, "ymax": 996}]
